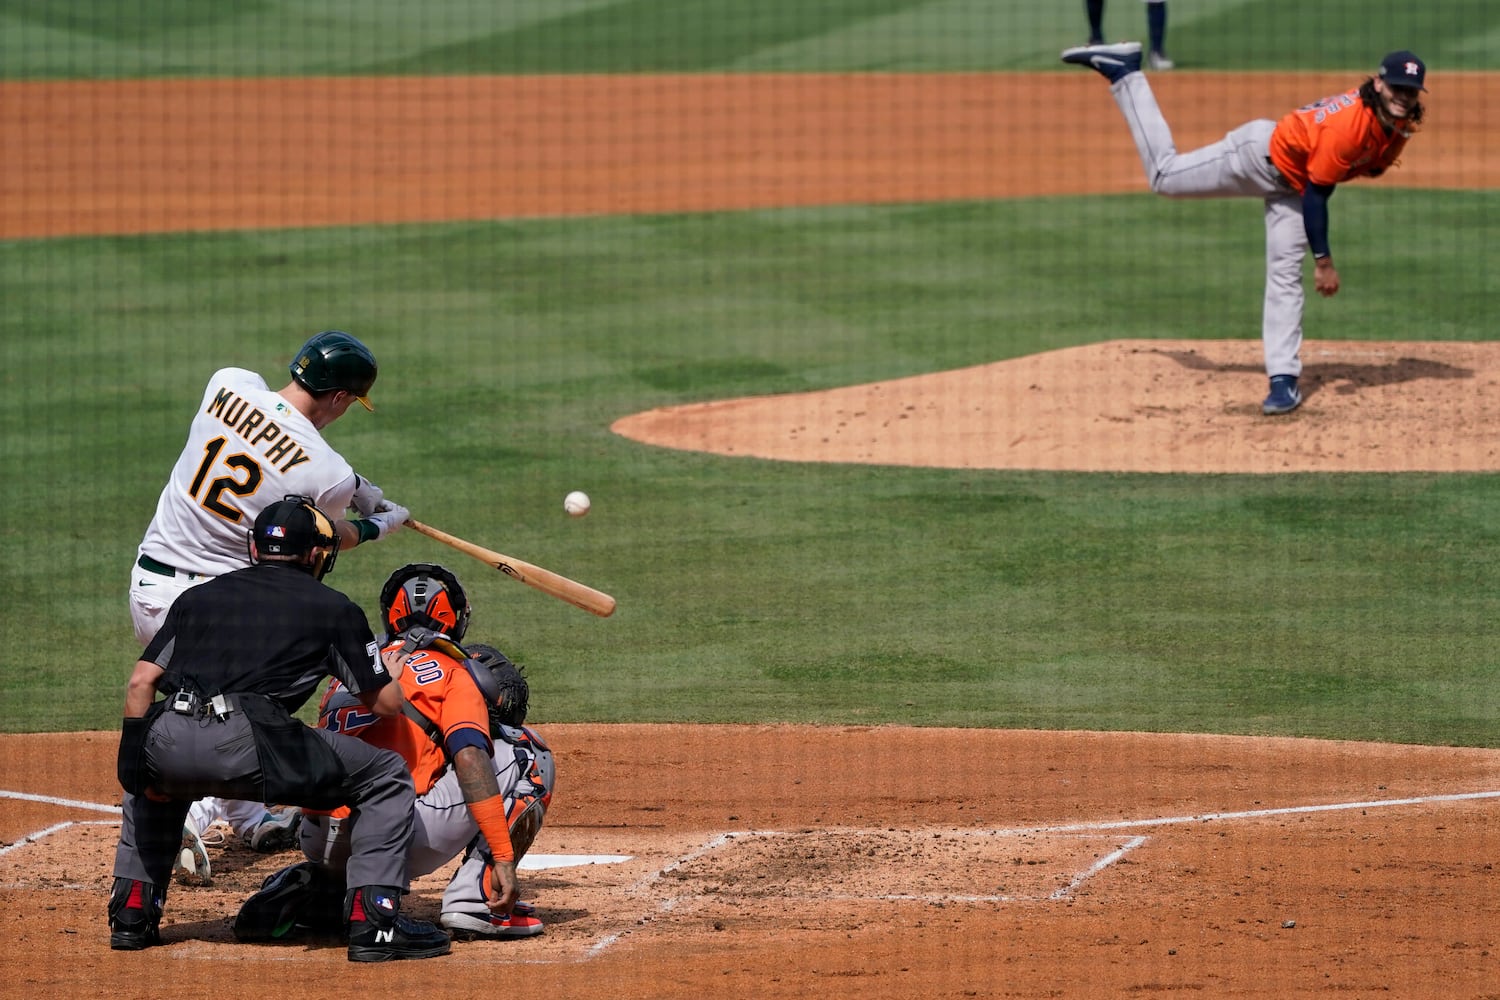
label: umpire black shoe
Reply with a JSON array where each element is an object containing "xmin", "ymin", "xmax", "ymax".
[
  {"xmin": 345, "ymin": 886, "xmax": 451, "ymax": 962},
  {"xmin": 108, "ymin": 878, "xmax": 164, "ymax": 951}
]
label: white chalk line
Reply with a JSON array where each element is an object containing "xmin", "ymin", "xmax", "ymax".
[
  {"xmin": 1, "ymin": 789, "xmax": 122, "ymax": 814},
  {"xmin": 1049, "ymin": 835, "xmax": 1149, "ymax": 900},
  {"xmin": 983, "ymin": 788, "xmax": 1500, "ymax": 838},
  {"xmin": 0, "ymin": 819, "xmax": 119, "ymax": 857}
]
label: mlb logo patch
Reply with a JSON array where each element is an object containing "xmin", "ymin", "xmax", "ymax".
[{"xmin": 267, "ymin": 525, "xmax": 287, "ymax": 538}]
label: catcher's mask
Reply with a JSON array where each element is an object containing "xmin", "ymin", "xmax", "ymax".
[
  {"xmin": 465, "ymin": 642, "xmax": 529, "ymax": 733},
  {"xmin": 248, "ymin": 495, "xmax": 340, "ymax": 580},
  {"xmin": 380, "ymin": 563, "xmax": 470, "ymax": 641}
]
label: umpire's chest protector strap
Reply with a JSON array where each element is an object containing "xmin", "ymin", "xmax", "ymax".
[{"xmin": 236, "ymin": 694, "xmax": 352, "ymax": 810}]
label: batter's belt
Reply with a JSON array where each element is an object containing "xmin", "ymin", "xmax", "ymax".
[{"xmin": 137, "ymin": 553, "xmax": 207, "ymax": 580}]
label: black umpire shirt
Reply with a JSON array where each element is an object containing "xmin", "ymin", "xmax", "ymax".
[{"xmin": 142, "ymin": 562, "xmax": 387, "ymax": 713}]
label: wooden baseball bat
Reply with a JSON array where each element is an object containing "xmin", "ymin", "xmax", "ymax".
[{"xmin": 405, "ymin": 518, "xmax": 617, "ymax": 618}]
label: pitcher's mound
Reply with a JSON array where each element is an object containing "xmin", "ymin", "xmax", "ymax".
[{"xmin": 612, "ymin": 340, "xmax": 1500, "ymax": 474}]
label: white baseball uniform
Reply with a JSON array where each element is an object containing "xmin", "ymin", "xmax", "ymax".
[{"xmin": 130, "ymin": 367, "xmax": 359, "ymax": 645}]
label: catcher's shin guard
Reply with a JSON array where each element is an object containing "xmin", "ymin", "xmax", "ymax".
[{"xmin": 507, "ymin": 793, "xmax": 547, "ymax": 862}]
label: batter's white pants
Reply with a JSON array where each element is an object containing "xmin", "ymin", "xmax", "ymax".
[{"xmin": 1110, "ymin": 72, "xmax": 1307, "ymax": 378}]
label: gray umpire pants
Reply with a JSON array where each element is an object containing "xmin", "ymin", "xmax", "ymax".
[
  {"xmin": 1110, "ymin": 72, "xmax": 1307, "ymax": 379},
  {"xmin": 112, "ymin": 708, "xmax": 415, "ymax": 891}
]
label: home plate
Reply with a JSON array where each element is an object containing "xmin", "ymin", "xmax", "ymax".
[{"xmin": 520, "ymin": 853, "xmax": 632, "ymax": 871}]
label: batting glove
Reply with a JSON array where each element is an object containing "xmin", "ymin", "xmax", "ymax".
[
  {"xmin": 367, "ymin": 501, "xmax": 409, "ymax": 540},
  {"xmin": 350, "ymin": 476, "xmax": 385, "ymax": 517}
]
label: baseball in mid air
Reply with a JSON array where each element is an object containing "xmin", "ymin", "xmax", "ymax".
[{"xmin": 563, "ymin": 490, "xmax": 591, "ymax": 518}]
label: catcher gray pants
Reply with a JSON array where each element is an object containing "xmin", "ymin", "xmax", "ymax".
[
  {"xmin": 301, "ymin": 743, "xmax": 547, "ymax": 914},
  {"xmin": 1110, "ymin": 72, "xmax": 1307, "ymax": 379},
  {"xmin": 112, "ymin": 708, "xmax": 415, "ymax": 891}
]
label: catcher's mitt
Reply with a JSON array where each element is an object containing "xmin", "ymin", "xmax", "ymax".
[{"xmin": 467, "ymin": 642, "xmax": 529, "ymax": 733}]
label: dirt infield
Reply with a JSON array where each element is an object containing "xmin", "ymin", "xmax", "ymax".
[
  {"xmin": 3, "ymin": 72, "xmax": 1497, "ymax": 238},
  {"xmin": 4, "ymin": 72, "xmax": 1499, "ymax": 995},
  {"xmin": 614, "ymin": 338, "xmax": 1500, "ymax": 473},
  {"xmin": 3, "ymin": 727, "xmax": 1498, "ymax": 997}
]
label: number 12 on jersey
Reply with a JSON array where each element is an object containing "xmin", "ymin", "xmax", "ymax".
[{"xmin": 188, "ymin": 436, "xmax": 263, "ymax": 522}]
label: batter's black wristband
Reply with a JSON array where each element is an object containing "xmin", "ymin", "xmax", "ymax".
[{"xmin": 353, "ymin": 519, "xmax": 381, "ymax": 545}]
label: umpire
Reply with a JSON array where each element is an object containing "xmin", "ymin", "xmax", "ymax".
[{"xmin": 109, "ymin": 496, "xmax": 450, "ymax": 962}]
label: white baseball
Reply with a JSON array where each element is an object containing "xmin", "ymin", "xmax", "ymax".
[{"xmin": 563, "ymin": 490, "xmax": 591, "ymax": 517}]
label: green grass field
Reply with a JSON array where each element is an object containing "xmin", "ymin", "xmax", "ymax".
[{"xmin": 2, "ymin": 1, "xmax": 1497, "ymax": 746}]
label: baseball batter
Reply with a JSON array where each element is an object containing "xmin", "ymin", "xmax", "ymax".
[
  {"xmin": 130, "ymin": 330, "xmax": 410, "ymax": 866},
  {"xmin": 1060, "ymin": 43, "xmax": 1426, "ymax": 415},
  {"xmin": 233, "ymin": 565, "xmax": 554, "ymax": 943}
]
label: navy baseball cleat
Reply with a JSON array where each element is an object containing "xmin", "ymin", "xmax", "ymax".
[
  {"xmin": 345, "ymin": 886, "xmax": 451, "ymax": 962},
  {"xmin": 1261, "ymin": 374, "xmax": 1303, "ymax": 415},
  {"xmin": 1061, "ymin": 41, "xmax": 1143, "ymax": 84}
]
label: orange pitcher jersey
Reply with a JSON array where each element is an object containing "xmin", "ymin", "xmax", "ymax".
[
  {"xmin": 1269, "ymin": 88, "xmax": 1410, "ymax": 193},
  {"xmin": 318, "ymin": 639, "xmax": 492, "ymax": 796}
]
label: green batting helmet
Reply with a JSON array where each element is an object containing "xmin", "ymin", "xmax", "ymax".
[{"xmin": 289, "ymin": 330, "xmax": 378, "ymax": 411}]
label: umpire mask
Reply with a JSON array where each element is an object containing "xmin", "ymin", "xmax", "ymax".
[{"xmin": 249, "ymin": 495, "xmax": 341, "ymax": 580}]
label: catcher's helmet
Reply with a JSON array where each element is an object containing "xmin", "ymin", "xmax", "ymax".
[
  {"xmin": 249, "ymin": 495, "xmax": 340, "ymax": 580},
  {"xmin": 380, "ymin": 563, "xmax": 470, "ymax": 642},
  {"xmin": 289, "ymin": 330, "xmax": 377, "ymax": 411},
  {"xmin": 466, "ymin": 642, "xmax": 529, "ymax": 732}
]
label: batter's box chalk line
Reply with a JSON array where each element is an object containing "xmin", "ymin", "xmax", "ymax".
[
  {"xmin": 627, "ymin": 828, "xmax": 1146, "ymax": 908},
  {"xmin": 594, "ymin": 789, "xmax": 1500, "ymax": 955}
]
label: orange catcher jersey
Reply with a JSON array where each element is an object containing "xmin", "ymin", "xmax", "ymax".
[{"xmin": 319, "ymin": 639, "xmax": 492, "ymax": 796}]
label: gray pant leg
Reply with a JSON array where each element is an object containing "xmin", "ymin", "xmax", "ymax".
[
  {"xmin": 409, "ymin": 766, "xmax": 479, "ymax": 879},
  {"xmin": 1262, "ymin": 192, "xmax": 1308, "ymax": 377},
  {"xmin": 313, "ymin": 728, "xmax": 414, "ymax": 890},
  {"xmin": 114, "ymin": 792, "xmax": 193, "ymax": 887},
  {"xmin": 114, "ymin": 711, "xmax": 263, "ymax": 886},
  {"xmin": 1111, "ymin": 74, "xmax": 1281, "ymax": 198},
  {"xmin": 300, "ymin": 813, "xmax": 349, "ymax": 870},
  {"xmin": 440, "ymin": 847, "xmax": 492, "ymax": 914}
]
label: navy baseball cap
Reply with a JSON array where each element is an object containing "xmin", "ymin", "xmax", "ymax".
[
  {"xmin": 1378, "ymin": 50, "xmax": 1427, "ymax": 91},
  {"xmin": 252, "ymin": 496, "xmax": 337, "ymax": 557}
]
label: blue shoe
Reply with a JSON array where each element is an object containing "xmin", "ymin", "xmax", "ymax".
[
  {"xmin": 247, "ymin": 806, "xmax": 302, "ymax": 852},
  {"xmin": 1262, "ymin": 375, "xmax": 1303, "ymax": 415},
  {"xmin": 1060, "ymin": 41, "xmax": 1143, "ymax": 84}
]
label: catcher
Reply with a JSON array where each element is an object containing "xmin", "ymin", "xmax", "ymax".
[{"xmin": 234, "ymin": 563, "xmax": 554, "ymax": 943}]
